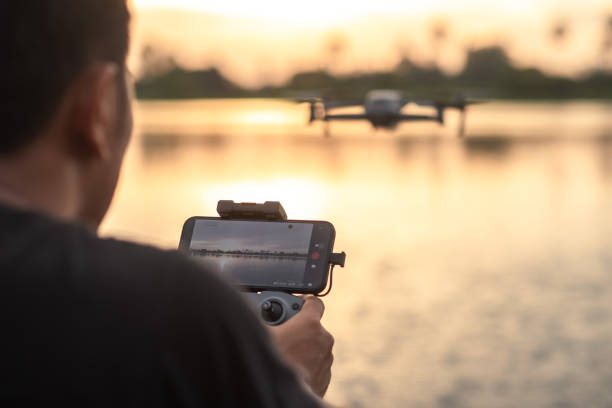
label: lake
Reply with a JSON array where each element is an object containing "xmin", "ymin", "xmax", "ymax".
[{"xmin": 100, "ymin": 99, "xmax": 612, "ymax": 408}]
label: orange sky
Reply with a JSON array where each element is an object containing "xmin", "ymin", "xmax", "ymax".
[{"xmin": 130, "ymin": 1, "xmax": 612, "ymax": 87}]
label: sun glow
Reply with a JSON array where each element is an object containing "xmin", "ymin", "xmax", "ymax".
[
  {"xmin": 133, "ymin": 0, "xmax": 609, "ymax": 22},
  {"xmin": 132, "ymin": 0, "xmax": 612, "ymax": 86},
  {"xmin": 131, "ymin": 0, "xmax": 554, "ymax": 30},
  {"xmin": 133, "ymin": 0, "xmax": 368, "ymax": 27}
]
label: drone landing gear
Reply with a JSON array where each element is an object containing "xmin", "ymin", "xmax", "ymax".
[
  {"xmin": 458, "ymin": 109, "xmax": 467, "ymax": 137},
  {"xmin": 323, "ymin": 121, "xmax": 331, "ymax": 138}
]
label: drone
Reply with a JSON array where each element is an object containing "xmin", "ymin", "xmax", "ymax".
[{"xmin": 297, "ymin": 90, "xmax": 478, "ymax": 137}]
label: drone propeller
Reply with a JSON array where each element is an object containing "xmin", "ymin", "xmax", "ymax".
[
  {"xmin": 293, "ymin": 97, "xmax": 321, "ymax": 104},
  {"xmin": 458, "ymin": 109, "xmax": 467, "ymax": 137},
  {"xmin": 407, "ymin": 93, "xmax": 482, "ymax": 110},
  {"xmin": 293, "ymin": 98, "xmax": 322, "ymax": 125},
  {"xmin": 434, "ymin": 98, "xmax": 470, "ymax": 137},
  {"xmin": 407, "ymin": 94, "xmax": 483, "ymax": 137},
  {"xmin": 444, "ymin": 95, "xmax": 484, "ymax": 137},
  {"xmin": 308, "ymin": 102, "xmax": 318, "ymax": 124},
  {"xmin": 440, "ymin": 96, "xmax": 478, "ymax": 137}
]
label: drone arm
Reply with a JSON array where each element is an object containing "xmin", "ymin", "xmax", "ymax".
[
  {"xmin": 323, "ymin": 100, "xmax": 364, "ymax": 110},
  {"xmin": 324, "ymin": 114, "xmax": 369, "ymax": 121},
  {"xmin": 308, "ymin": 103, "xmax": 317, "ymax": 124},
  {"xmin": 402, "ymin": 98, "xmax": 436, "ymax": 108},
  {"xmin": 398, "ymin": 114, "xmax": 443, "ymax": 124}
]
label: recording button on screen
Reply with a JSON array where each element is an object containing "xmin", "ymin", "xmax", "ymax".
[{"xmin": 311, "ymin": 252, "xmax": 320, "ymax": 260}]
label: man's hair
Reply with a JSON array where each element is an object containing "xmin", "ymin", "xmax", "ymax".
[{"xmin": 0, "ymin": 1, "xmax": 130, "ymax": 154}]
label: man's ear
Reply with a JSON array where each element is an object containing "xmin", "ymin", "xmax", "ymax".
[{"xmin": 70, "ymin": 63, "xmax": 121, "ymax": 161}]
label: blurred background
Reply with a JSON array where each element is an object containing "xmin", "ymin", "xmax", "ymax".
[{"xmin": 101, "ymin": 1, "xmax": 612, "ymax": 407}]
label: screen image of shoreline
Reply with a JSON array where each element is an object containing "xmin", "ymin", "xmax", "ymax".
[{"xmin": 189, "ymin": 220, "xmax": 314, "ymax": 287}]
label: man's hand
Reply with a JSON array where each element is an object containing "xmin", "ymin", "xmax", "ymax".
[{"xmin": 269, "ymin": 296, "xmax": 334, "ymax": 398}]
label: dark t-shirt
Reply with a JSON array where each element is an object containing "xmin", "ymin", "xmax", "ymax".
[{"xmin": 0, "ymin": 203, "xmax": 322, "ymax": 407}]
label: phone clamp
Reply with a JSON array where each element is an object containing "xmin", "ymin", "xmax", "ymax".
[{"xmin": 217, "ymin": 200, "xmax": 287, "ymax": 221}]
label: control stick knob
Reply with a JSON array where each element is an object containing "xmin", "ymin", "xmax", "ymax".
[{"xmin": 261, "ymin": 300, "xmax": 284, "ymax": 324}]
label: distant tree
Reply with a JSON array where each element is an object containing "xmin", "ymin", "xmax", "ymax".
[
  {"xmin": 459, "ymin": 46, "xmax": 513, "ymax": 84},
  {"xmin": 323, "ymin": 31, "xmax": 349, "ymax": 71},
  {"xmin": 550, "ymin": 19, "xmax": 570, "ymax": 46},
  {"xmin": 140, "ymin": 44, "xmax": 177, "ymax": 79},
  {"xmin": 429, "ymin": 17, "xmax": 450, "ymax": 67},
  {"xmin": 431, "ymin": 19, "xmax": 449, "ymax": 44},
  {"xmin": 394, "ymin": 57, "xmax": 446, "ymax": 86},
  {"xmin": 135, "ymin": 66, "xmax": 244, "ymax": 99},
  {"xmin": 286, "ymin": 70, "xmax": 336, "ymax": 90}
]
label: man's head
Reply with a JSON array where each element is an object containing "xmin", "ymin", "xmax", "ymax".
[{"xmin": 0, "ymin": 0, "xmax": 132, "ymax": 227}]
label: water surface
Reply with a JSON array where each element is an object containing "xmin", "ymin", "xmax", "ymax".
[{"xmin": 101, "ymin": 99, "xmax": 612, "ymax": 408}]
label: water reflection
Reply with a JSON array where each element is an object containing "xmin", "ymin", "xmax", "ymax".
[
  {"xmin": 141, "ymin": 132, "xmax": 226, "ymax": 161},
  {"xmin": 463, "ymin": 136, "xmax": 513, "ymax": 159},
  {"xmin": 102, "ymin": 100, "xmax": 612, "ymax": 408},
  {"xmin": 596, "ymin": 133, "xmax": 612, "ymax": 179}
]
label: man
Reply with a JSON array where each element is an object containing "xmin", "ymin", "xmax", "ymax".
[{"xmin": 0, "ymin": 1, "xmax": 333, "ymax": 406}]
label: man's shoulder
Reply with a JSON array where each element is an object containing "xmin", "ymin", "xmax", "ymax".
[
  {"xmin": 82, "ymin": 233, "xmax": 192, "ymax": 275},
  {"xmin": 0, "ymin": 203, "xmax": 187, "ymax": 275},
  {"xmin": 1, "ymin": 204, "xmax": 234, "ymax": 310},
  {"xmin": 76, "ymin": 230, "xmax": 230, "ymax": 300},
  {"xmin": 88, "ymin": 234, "xmax": 260, "ymax": 343},
  {"xmin": 37, "ymin": 214, "xmax": 202, "ymax": 281},
  {"xmin": 37, "ymin": 217, "xmax": 250, "ymax": 333}
]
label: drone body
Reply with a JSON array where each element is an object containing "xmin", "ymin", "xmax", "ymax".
[{"xmin": 299, "ymin": 89, "xmax": 476, "ymax": 136}]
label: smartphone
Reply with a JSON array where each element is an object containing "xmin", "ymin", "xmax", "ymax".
[{"xmin": 179, "ymin": 217, "xmax": 336, "ymax": 294}]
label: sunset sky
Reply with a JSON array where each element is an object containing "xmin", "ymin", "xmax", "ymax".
[{"xmin": 131, "ymin": 0, "xmax": 612, "ymax": 87}]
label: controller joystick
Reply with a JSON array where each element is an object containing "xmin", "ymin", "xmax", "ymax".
[
  {"xmin": 245, "ymin": 292, "xmax": 304, "ymax": 326},
  {"xmin": 261, "ymin": 300, "xmax": 284, "ymax": 324}
]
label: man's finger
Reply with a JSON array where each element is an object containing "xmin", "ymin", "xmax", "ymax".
[{"xmin": 301, "ymin": 296, "xmax": 325, "ymax": 319}]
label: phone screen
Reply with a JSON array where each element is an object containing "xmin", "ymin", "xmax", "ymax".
[{"xmin": 185, "ymin": 218, "xmax": 333, "ymax": 292}]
